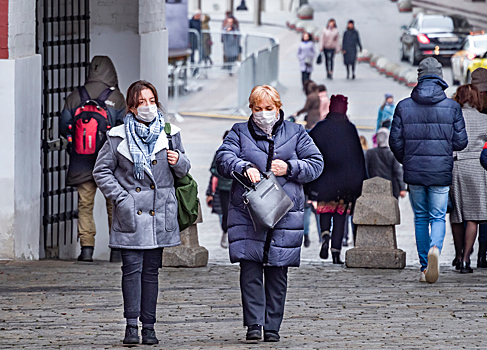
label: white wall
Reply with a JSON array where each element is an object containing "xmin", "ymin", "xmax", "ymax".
[{"xmin": 8, "ymin": 0, "xmax": 36, "ymax": 59}]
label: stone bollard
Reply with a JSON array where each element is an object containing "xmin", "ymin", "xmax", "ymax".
[
  {"xmin": 162, "ymin": 204, "xmax": 208, "ymax": 268},
  {"xmin": 346, "ymin": 177, "xmax": 406, "ymax": 269}
]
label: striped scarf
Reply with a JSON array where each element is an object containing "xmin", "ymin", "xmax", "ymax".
[{"xmin": 124, "ymin": 111, "xmax": 164, "ymax": 180}]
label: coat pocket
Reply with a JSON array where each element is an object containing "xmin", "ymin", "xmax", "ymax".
[
  {"xmin": 113, "ymin": 194, "xmax": 136, "ymax": 233},
  {"xmin": 165, "ymin": 191, "xmax": 178, "ymax": 232}
]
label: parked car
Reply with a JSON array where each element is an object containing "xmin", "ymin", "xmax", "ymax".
[
  {"xmin": 451, "ymin": 32, "xmax": 487, "ymax": 85},
  {"xmin": 400, "ymin": 14, "xmax": 472, "ymax": 65}
]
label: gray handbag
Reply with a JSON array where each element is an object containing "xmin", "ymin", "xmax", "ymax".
[{"xmin": 232, "ymin": 169, "xmax": 294, "ymax": 232}]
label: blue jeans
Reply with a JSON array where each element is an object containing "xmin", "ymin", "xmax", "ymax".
[
  {"xmin": 303, "ymin": 206, "xmax": 321, "ymax": 242},
  {"xmin": 409, "ymin": 185, "xmax": 449, "ymax": 271}
]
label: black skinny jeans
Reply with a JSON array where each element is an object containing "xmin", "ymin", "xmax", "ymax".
[
  {"xmin": 121, "ymin": 248, "xmax": 163, "ymax": 324},
  {"xmin": 323, "ymin": 48, "xmax": 335, "ymax": 74},
  {"xmin": 320, "ymin": 212, "xmax": 347, "ymax": 252},
  {"xmin": 219, "ymin": 190, "xmax": 230, "ymax": 233}
]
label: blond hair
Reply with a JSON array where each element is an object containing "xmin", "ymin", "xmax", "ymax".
[{"xmin": 248, "ymin": 85, "xmax": 283, "ymax": 110}]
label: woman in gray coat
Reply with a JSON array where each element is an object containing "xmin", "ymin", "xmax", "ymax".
[
  {"xmin": 93, "ymin": 80, "xmax": 191, "ymax": 345},
  {"xmin": 450, "ymin": 84, "xmax": 487, "ymax": 274}
]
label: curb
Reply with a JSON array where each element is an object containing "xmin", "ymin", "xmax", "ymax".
[{"xmin": 361, "ymin": 52, "xmax": 417, "ymax": 88}]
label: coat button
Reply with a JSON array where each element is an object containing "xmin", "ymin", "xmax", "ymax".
[
  {"xmin": 150, "ymin": 184, "xmax": 155, "ymax": 190},
  {"xmin": 135, "ymin": 187, "xmax": 141, "ymax": 192},
  {"xmin": 152, "ymin": 160, "xmax": 157, "ymax": 165},
  {"xmin": 149, "ymin": 210, "xmax": 155, "ymax": 216},
  {"xmin": 137, "ymin": 210, "xmax": 142, "ymax": 215}
]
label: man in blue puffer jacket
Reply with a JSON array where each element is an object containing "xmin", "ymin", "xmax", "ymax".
[{"xmin": 390, "ymin": 57, "xmax": 468, "ymax": 284}]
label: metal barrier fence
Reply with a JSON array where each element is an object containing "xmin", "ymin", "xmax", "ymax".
[{"xmin": 170, "ymin": 31, "xmax": 279, "ymax": 119}]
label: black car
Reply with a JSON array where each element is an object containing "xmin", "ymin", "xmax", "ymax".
[{"xmin": 400, "ymin": 14, "xmax": 472, "ymax": 65}]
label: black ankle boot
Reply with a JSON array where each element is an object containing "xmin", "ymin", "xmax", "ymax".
[
  {"xmin": 478, "ymin": 242, "xmax": 487, "ymax": 268},
  {"xmin": 332, "ymin": 251, "xmax": 344, "ymax": 264},
  {"xmin": 246, "ymin": 324, "xmax": 262, "ymax": 340},
  {"xmin": 320, "ymin": 233, "xmax": 330, "ymax": 259},
  {"xmin": 142, "ymin": 327, "xmax": 159, "ymax": 345},
  {"xmin": 77, "ymin": 246, "xmax": 94, "ymax": 262},
  {"xmin": 110, "ymin": 248, "xmax": 122, "ymax": 263}
]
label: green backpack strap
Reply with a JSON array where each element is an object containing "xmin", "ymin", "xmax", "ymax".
[{"xmin": 164, "ymin": 123, "xmax": 173, "ymax": 150}]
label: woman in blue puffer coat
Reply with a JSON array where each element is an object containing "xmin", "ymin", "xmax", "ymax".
[{"xmin": 216, "ymin": 85, "xmax": 323, "ymax": 343}]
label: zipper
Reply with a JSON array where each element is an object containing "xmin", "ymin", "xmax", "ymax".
[
  {"xmin": 88, "ymin": 135, "xmax": 92, "ymax": 150},
  {"xmin": 83, "ymin": 128, "xmax": 86, "ymax": 150}
]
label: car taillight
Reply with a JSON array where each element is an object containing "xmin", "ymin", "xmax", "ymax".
[
  {"xmin": 467, "ymin": 52, "xmax": 477, "ymax": 60},
  {"xmin": 417, "ymin": 34, "xmax": 430, "ymax": 44}
]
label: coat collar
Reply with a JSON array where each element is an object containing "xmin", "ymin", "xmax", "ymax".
[{"xmin": 109, "ymin": 123, "xmax": 181, "ymax": 164}]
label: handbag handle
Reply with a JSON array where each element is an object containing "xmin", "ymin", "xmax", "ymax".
[{"xmin": 231, "ymin": 167, "xmax": 270, "ymax": 191}]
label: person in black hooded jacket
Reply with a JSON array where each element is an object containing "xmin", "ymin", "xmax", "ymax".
[
  {"xmin": 389, "ymin": 57, "xmax": 467, "ymax": 284},
  {"xmin": 60, "ymin": 56, "xmax": 125, "ymax": 262}
]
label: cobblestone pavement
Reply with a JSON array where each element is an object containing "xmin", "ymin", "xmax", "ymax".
[{"xmin": 1, "ymin": 260, "xmax": 487, "ymax": 349}]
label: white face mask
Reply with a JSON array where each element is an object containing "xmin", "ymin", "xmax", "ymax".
[
  {"xmin": 136, "ymin": 104, "xmax": 158, "ymax": 123},
  {"xmin": 253, "ymin": 110, "xmax": 278, "ymax": 135}
]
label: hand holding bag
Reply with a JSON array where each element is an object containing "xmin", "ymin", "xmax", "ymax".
[
  {"xmin": 316, "ymin": 51, "xmax": 323, "ymax": 65},
  {"xmin": 232, "ymin": 168, "xmax": 294, "ymax": 232}
]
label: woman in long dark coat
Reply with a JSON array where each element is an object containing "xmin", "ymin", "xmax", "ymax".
[
  {"xmin": 342, "ymin": 20, "xmax": 362, "ymax": 80},
  {"xmin": 305, "ymin": 95, "xmax": 367, "ymax": 263},
  {"xmin": 216, "ymin": 85, "xmax": 323, "ymax": 342}
]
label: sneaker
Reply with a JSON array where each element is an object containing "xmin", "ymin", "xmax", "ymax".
[
  {"xmin": 425, "ymin": 246, "xmax": 440, "ymax": 284},
  {"xmin": 220, "ymin": 232, "xmax": 229, "ymax": 249},
  {"xmin": 264, "ymin": 330, "xmax": 280, "ymax": 342},
  {"xmin": 303, "ymin": 234, "xmax": 310, "ymax": 248},
  {"xmin": 419, "ymin": 271, "xmax": 426, "ymax": 282},
  {"xmin": 141, "ymin": 327, "xmax": 159, "ymax": 345},
  {"xmin": 123, "ymin": 325, "xmax": 139, "ymax": 345},
  {"xmin": 246, "ymin": 324, "xmax": 262, "ymax": 341}
]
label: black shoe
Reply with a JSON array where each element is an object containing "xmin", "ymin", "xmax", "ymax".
[
  {"xmin": 246, "ymin": 324, "xmax": 262, "ymax": 341},
  {"xmin": 123, "ymin": 325, "xmax": 139, "ymax": 345},
  {"xmin": 142, "ymin": 327, "xmax": 159, "ymax": 345},
  {"xmin": 332, "ymin": 251, "xmax": 344, "ymax": 265},
  {"xmin": 264, "ymin": 330, "xmax": 280, "ymax": 342},
  {"xmin": 352, "ymin": 74, "xmax": 356, "ymax": 79},
  {"xmin": 460, "ymin": 261, "xmax": 473, "ymax": 274},
  {"xmin": 319, "ymin": 233, "xmax": 331, "ymax": 259},
  {"xmin": 478, "ymin": 242, "xmax": 487, "ymax": 268},
  {"xmin": 77, "ymin": 246, "xmax": 94, "ymax": 262},
  {"xmin": 110, "ymin": 248, "xmax": 122, "ymax": 263},
  {"xmin": 303, "ymin": 234, "xmax": 310, "ymax": 248},
  {"xmin": 452, "ymin": 257, "xmax": 462, "ymax": 270}
]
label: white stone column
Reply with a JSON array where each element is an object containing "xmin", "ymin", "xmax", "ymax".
[{"xmin": 0, "ymin": 0, "xmax": 41, "ymax": 260}]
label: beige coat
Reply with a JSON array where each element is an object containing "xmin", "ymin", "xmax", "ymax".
[{"xmin": 320, "ymin": 27, "xmax": 341, "ymax": 51}]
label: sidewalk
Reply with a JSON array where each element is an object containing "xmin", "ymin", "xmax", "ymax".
[{"xmin": 1, "ymin": 259, "xmax": 486, "ymax": 349}]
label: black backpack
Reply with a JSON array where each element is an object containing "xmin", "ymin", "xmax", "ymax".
[{"xmin": 69, "ymin": 86, "xmax": 113, "ymax": 155}]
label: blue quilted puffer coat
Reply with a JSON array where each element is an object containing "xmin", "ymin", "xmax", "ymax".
[
  {"xmin": 389, "ymin": 75, "xmax": 468, "ymax": 186},
  {"xmin": 216, "ymin": 111, "xmax": 323, "ymax": 267}
]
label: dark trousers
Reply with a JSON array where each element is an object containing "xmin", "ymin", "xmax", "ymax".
[
  {"xmin": 121, "ymin": 248, "xmax": 163, "ymax": 324},
  {"xmin": 346, "ymin": 62, "xmax": 356, "ymax": 77},
  {"xmin": 479, "ymin": 223, "xmax": 487, "ymax": 244},
  {"xmin": 239, "ymin": 260, "xmax": 288, "ymax": 331},
  {"xmin": 323, "ymin": 48, "xmax": 335, "ymax": 74},
  {"xmin": 320, "ymin": 212, "xmax": 347, "ymax": 251},
  {"xmin": 219, "ymin": 190, "xmax": 230, "ymax": 233},
  {"xmin": 301, "ymin": 71, "xmax": 311, "ymax": 88}
]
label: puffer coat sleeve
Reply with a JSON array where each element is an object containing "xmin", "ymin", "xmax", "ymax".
[
  {"xmin": 389, "ymin": 106, "xmax": 405, "ymax": 164},
  {"xmin": 452, "ymin": 105, "xmax": 469, "ymax": 152},
  {"xmin": 216, "ymin": 125, "xmax": 253, "ymax": 179}
]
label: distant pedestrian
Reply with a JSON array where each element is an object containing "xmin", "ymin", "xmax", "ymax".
[
  {"xmin": 216, "ymin": 85, "xmax": 323, "ymax": 342},
  {"xmin": 449, "ymin": 84, "xmax": 487, "ymax": 274},
  {"xmin": 470, "ymin": 67, "xmax": 487, "ymax": 268},
  {"xmin": 189, "ymin": 10, "xmax": 202, "ymax": 64},
  {"xmin": 305, "ymin": 95, "xmax": 367, "ymax": 263},
  {"xmin": 389, "ymin": 57, "xmax": 468, "ymax": 284},
  {"xmin": 60, "ymin": 56, "xmax": 126, "ymax": 263},
  {"xmin": 376, "ymin": 94, "xmax": 396, "ymax": 131},
  {"xmin": 365, "ymin": 128, "xmax": 406, "ymax": 199},
  {"xmin": 206, "ymin": 131, "xmax": 232, "ymax": 249},
  {"xmin": 291, "ymin": 83, "xmax": 321, "ymax": 130},
  {"xmin": 93, "ymin": 81, "xmax": 191, "ymax": 345},
  {"xmin": 222, "ymin": 11, "xmax": 239, "ymax": 30},
  {"xmin": 201, "ymin": 14, "xmax": 213, "ymax": 66},
  {"xmin": 318, "ymin": 84, "xmax": 330, "ymax": 119},
  {"xmin": 320, "ymin": 19, "xmax": 340, "ymax": 80},
  {"xmin": 297, "ymin": 32, "xmax": 315, "ymax": 88},
  {"xmin": 342, "ymin": 20, "xmax": 362, "ymax": 80},
  {"xmin": 222, "ymin": 17, "xmax": 241, "ymax": 75}
]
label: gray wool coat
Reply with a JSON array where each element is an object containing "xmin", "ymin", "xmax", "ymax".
[{"xmin": 93, "ymin": 124, "xmax": 191, "ymax": 249}]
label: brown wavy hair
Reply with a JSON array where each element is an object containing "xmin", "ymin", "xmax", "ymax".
[
  {"xmin": 454, "ymin": 84, "xmax": 483, "ymax": 110},
  {"xmin": 126, "ymin": 80, "xmax": 162, "ymax": 114}
]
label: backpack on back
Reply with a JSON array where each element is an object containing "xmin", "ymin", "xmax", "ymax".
[{"xmin": 69, "ymin": 86, "xmax": 114, "ymax": 155}]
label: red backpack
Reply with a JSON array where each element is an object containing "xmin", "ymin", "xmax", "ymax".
[{"xmin": 69, "ymin": 86, "xmax": 114, "ymax": 155}]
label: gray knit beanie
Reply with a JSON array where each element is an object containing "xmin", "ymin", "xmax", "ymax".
[
  {"xmin": 417, "ymin": 57, "xmax": 443, "ymax": 80},
  {"xmin": 471, "ymin": 68, "xmax": 487, "ymax": 92}
]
